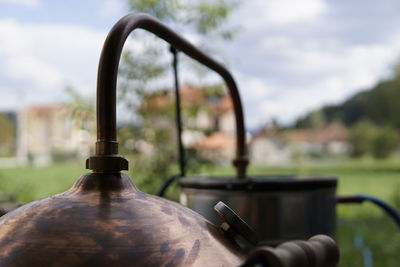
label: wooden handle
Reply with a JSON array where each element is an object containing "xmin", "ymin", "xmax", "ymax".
[{"xmin": 242, "ymin": 234, "xmax": 340, "ymax": 267}]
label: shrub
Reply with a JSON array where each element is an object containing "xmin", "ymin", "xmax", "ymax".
[
  {"xmin": 349, "ymin": 121, "xmax": 399, "ymax": 159},
  {"xmin": 372, "ymin": 126, "xmax": 399, "ymax": 159},
  {"xmin": 349, "ymin": 120, "xmax": 377, "ymax": 157}
]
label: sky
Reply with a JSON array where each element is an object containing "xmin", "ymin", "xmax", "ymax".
[{"xmin": 1, "ymin": 0, "xmax": 400, "ymax": 129}]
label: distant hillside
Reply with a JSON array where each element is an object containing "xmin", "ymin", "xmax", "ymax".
[{"xmin": 295, "ymin": 77, "xmax": 400, "ymax": 128}]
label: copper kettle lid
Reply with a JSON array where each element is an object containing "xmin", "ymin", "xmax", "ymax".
[
  {"xmin": 0, "ymin": 13, "xmax": 248, "ymax": 266},
  {"xmin": 0, "ymin": 173, "xmax": 243, "ymax": 265}
]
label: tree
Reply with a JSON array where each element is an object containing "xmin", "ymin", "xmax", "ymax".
[
  {"xmin": 65, "ymin": 86, "xmax": 95, "ymax": 133},
  {"xmin": 0, "ymin": 114, "xmax": 15, "ymax": 157},
  {"xmin": 118, "ymin": 0, "xmax": 238, "ymax": 195},
  {"xmin": 391, "ymin": 57, "xmax": 400, "ymax": 80},
  {"xmin": 295, "ymin": 110, "xmax": 326, "ymax": 129},
  {"xmin": 65, "ymin": 86, "xmax": 96, "ymax": 158},
  {"xmin": 371, "ymin": 126, "xmax": 399, "ymax": 159},
  {"xmin": 349, "ymin": 120, "xmax": 377, "ymax": 158},
  {"xmin": 349, "ymin": 120, "xmax": 400, "ymax": 159}
]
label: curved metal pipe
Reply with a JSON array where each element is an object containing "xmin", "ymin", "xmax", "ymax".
[
  {"xmin": 94, "ymin": 13, "xmax": 248, "ymax": 177},
  {"xmin": 337, "ymin": 194, "xmax": 400, "ymax": 230}
]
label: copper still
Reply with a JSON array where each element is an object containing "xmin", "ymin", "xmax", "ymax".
[{"xmin": 0, "ymin": 13, "xmax": 339, "ymax": 266}]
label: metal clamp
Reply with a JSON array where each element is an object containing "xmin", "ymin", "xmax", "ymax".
[{"xmin": 214, "ymin": 201, "xmax": 259, "ymax": 250}]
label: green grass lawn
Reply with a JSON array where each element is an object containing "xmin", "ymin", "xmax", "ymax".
[
  {"xmin": 0, "ymin": 161, "xmax": 85, "ymax": 203},
  {"xmin": 0, "ymin": 158, "xmax": 399, "ymax": 266}
]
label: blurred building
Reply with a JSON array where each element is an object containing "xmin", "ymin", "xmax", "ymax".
[
  {"xmin": 0, "ymin": 111, "xmax": 17, "ymax": 162},
  {"xmin": 194, "ymin": 94, "xmax": 236, "ymax": 163},
  {"xmin": 249, "ymin": 123, "xmax": 349, "ymax": 165},
  {"xmin": 20, "ymin": 104, "xmax": 94, "ymax": 166},
  {"xmin": 250, "ymin": 126, "xmax": 292, "ymax": 165},
  {"xmin": 178, "ymin": 86, "xmax": 236, "ymax": 163},
  {"xmin": 137, "ymin": 85, "xmax": 237, "ymax": 163},
  {"xmin": 196, "ymin": 132, "xmax": 235, "ymax": 163},
  {"xmin": 0, "ymin": 104, "xmax": 95, "ymax": 167}
]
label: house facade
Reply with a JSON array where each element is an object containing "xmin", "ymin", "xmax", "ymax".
[
  {"xmin": 22, "ymin": 104, "xmax": 95, "ymax": 166},
  {"xmin": 249, "ymin": 123, "xmax": 349, "ymax": 165},
  {"xmin": 137, "ymin": 85, "xmax": 238, "ymax": 164},
  {"xmin": 0, "ymin": 104, "xmax": 95, "ymax": 167}
]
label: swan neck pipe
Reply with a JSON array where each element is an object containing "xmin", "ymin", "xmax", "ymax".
[{"xmin": 95, "ymin": 13, "xmax": 248, "ymax": 177}]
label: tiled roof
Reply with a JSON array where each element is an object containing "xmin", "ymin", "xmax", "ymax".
[
  {"xmin": 28, "ymin": 104, "xmax": 64, "ymax": 115},
  {"xmin": 253, "ymin": 123, "xmax": 349, "ymax": 144},
  {"xmin": 197, "ymin": 132, "xmax": 235, "ymax": 149},
  {"xmin": 214, "ymin": 95, "xmax": 233, "ymax": 113}
]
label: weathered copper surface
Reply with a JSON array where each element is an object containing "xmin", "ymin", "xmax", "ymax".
[
  {"xmin": 0, "ymin": 204, "xmax": 20, "ymax": 217},
  {"xmin": 0, "ymin": 173, "xmax": 244, "ymax": 266}
]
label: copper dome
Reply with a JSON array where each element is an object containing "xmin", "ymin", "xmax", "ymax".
[{"xmin": 0, "ymin": 173, "xmax": 243, "ymax": 265}]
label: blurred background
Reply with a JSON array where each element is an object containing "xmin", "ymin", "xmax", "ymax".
[{"xmin": 1, "ymin": 0, "xmax": 400, "ymax": 266}]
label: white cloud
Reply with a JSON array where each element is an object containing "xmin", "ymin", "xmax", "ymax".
[
  {"xmin": 0, "ymin": 0, "xmax": 40, "ymax": 7},
  {"xmin": 0, "ymin": 19, "xmax": 108, "ymax": 108},
  {"xmin": 0, "ymin": 91, "xmax": 22, "ymax": 111},
  {"xmin": 228, "ymin": 29, "xmax": 400, "ymax": 127},
  {"xmin": 237, "ymin": 77, "xmax": 277, "ymax": 127},
  {"xmin": 234, "ymin": 0, "xmax": 327, "ymax": 28},
  {"xmin": 240, "ymin": 76, "xmax": 347, "ymax": 126},
  {"xmin": 99, "ymin": 0, "xmax": 127, "ymax": 18},
  {"xmin": 0, "ymin": 17, "xmax": 181, "ymax": 111},
  {"xmin": 3, "ymin": 55, "xmax": 63, "ymax": 89},
  {"xmin": 264, "ymin": 0, "xmax": 327, "ymax": 24}
]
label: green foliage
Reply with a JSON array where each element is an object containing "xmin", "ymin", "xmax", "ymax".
[
  {"xmin": 371, "ymin": 126, "xmax": 400, "ymax": 159},
  {"xmin": 65, "ymin": 86, "xmax": 95, "ymax": 133},
  {"xmin": 349, "ymin": 120, "xmax": 378, "ymax": 158},
  {"xmin": 202, "ymin": 83, "xmax": 226, "ymax": 99},
  {"xmin": 390, "ymin": 58, "xmax": 400, "ymax": 80},
  {"xmin": 391, "ymin": 184, "xmax": 400, "ymax": 210},
  {"xmin": 127, "ymin": 0, "xmax": 180, "ymax": 21},
  {"xmin": 128, "ymin": 94, "xmax": 178, "ymax": 194},
  {"xmin": 366, "ymin": 79, "xmax": 400, "ymax": 127},
  {"xmin": 0, "ymin": 114, "xmax": 15, "ymax": 157},
  {"xmin": 349, "ymin": 121, "xmax": 399, "ymax": 159},
  {"xmin": 188, "ymin": 0, "xmax": 238, "ymax": 38},
  {"xmin": 118, "ymin": 49, "xmax": 167, "ymax": 105},
  {"xmin": 338, "ymin": 216, "xmax": 400, "ymax": 267},
  {"xmin": 295, "ymin": 109, "xmax": 326, "ymax": 128},
  {"xmin": 127, "ymin": 0, "xmax": 237, "ymax": 38}
]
